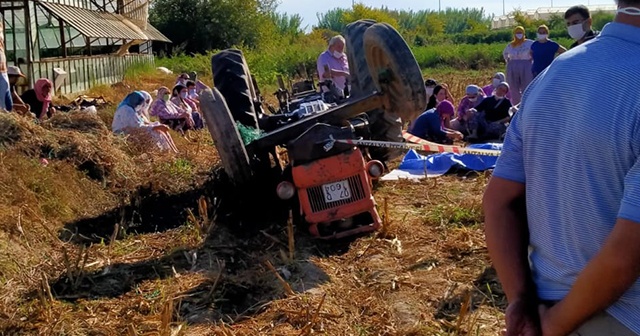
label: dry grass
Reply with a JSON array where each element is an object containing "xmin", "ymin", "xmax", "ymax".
[{"xmin": 0, "ymin": 69, "xmax": 506, "ymax": 335}]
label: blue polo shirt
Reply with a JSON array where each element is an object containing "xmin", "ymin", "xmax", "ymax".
[
  {"xmin": 530, "ymin": 39, "xmax": 560, "ymax": 75},
  {"xmin": 407, "ymin": 108, "xmax": 447, "ymax": 143},
  {"xmin": 494, "ymin": 22, "xmax": 640, "ymax": 335}
]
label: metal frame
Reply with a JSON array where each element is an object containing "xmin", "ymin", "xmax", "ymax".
[{"xmin": 247, "ymin": 91, "xmax": 389, "ymax": 153}]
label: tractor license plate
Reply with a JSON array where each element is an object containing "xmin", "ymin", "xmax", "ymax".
[{"xmin": 322, "ymin": 180, "xmax": 351, "ymax": 203}]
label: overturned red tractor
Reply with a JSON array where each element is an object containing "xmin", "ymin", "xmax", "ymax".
[{"xmin": 200, "ymin": 21, "xmax": 427, "ymax": 239}]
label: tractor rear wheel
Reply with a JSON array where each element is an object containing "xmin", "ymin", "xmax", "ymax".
[
  {"xmin": 200, "ymin": 87, "xmax": 253, "ymax": 186},
  {"xmin": 344, "ymin": 20, "xmax": 404, "ymax": 162},
  {"xmin": 211, "ymin": 49, "xmax": 259, "ymax": 129},
  {"xmin": 363, "ymin": 23, "xmax": 427, "ymax": 124}
]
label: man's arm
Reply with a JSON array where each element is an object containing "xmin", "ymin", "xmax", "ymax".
[
  {"xmin": 542, "ymin": 220, "xmax": 640, "ymax": 335},
  {"xmin": 316, "ymin": 56, "xmax": 328, "ymax": 80},
  {"xmin": 330, "ymin": 69, "xmax": 349, "ymax": 78},
  {"xmin": 484, "ymin": 177, "xmax": 536, "ymax": 303}
]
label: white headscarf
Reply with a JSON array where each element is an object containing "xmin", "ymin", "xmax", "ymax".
[{"xmin": 139, "ymin": 90, "xmax": 152, "ymax": 121}]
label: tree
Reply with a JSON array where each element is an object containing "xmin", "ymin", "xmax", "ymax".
[
  {"xmin": 270, "ymin": 12, "xmax": 306, "ymax": 38},
  {"xmin": 316, "ymin": 9, "xmax": 346, "ymax": 32},
  {"xmin": 149, "ymin": 0, "xmax": 269, "ymax": 54}
]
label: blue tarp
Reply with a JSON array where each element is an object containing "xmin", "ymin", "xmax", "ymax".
[{"xmin": 398, "ymin": 143, "xmax": 503, "ymax": 176}]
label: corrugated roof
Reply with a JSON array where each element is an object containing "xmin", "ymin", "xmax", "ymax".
[
  {"xmin": 37, "ymin": 1, "xmax": 170, "ymax": 42},
  {"xmin": 143, "ymin": 24, "xmax": 170, "ymax": 42}
]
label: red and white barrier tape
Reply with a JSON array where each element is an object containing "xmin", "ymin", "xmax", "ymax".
[
  {"xmin": 324, "ymin": 132, "xmax": 502, "ymax": 157},
  {"xmin": 401, "ymin": 131, "xmax": 502, "ymax": 156}
]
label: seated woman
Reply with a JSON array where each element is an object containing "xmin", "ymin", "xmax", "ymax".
[
  {"xmin": 171, "ymin": 84, "xmax": 203, "ymax": 130},
  {"xmin": 424, "ymin": 78, "xmax": 438, "ymax": 105},
  {"xmin": 21, "ymin": 78, "xmax": 55, "ymax": 119},
  {"xmin": 112, "ymin": 91, "xmax": 178, "ymax": 153},
  {"xmin": 186, "ymin": 80, "xmax": 199, "ymax": 102},
  {"xmin": 451, "ymin": 85, "xmax": 485, "ymax": 135},
  {"xmin": 407, "ymin": 100, "xmax": 463, "ymax": 144},
  {"xmin": 481, "ymin": 72, "xmax": 512, "ymax": 100},
  {"xmin": 7, "ymin": 66, "xmax": 30, "ymax": 116},
  {"xmin": 149, "ymin": 87, "xmax": 195, "ymax": 135},
  {"xmin": 426, "ymin": 84, "xmax": 455, "ymax": 112},
  {"xmin": 467, "ymin": 82, "xmax": 513, "ymax": 142}
]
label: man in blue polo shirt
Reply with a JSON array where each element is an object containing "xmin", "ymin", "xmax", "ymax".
[{"xmin": 484, "ymin": 1, "xmax": 640, "ymax": 335}]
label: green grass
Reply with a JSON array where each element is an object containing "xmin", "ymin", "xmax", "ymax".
[
  {"xmin": 124, "ymin": 61, "xmax": 159, "ymax": 81},
  {"xmin": 156, "ymin": 39, "xmax": 574, "ymax": 89}
]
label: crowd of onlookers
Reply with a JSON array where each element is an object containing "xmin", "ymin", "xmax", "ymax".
[
  {"xmin": 112, "ymin": 73, "xmax": 209, "ymax": 153},
  {"xmin": 1, "ymin": 4, "xmax": 603, "ymax": 154},
  {"xmin": 407, "ymin": 5, "xmax": 599, "ymax": 145},
  {"xmin": 0, "ymin": 66, "xmax": 209, "ymax": 154}
]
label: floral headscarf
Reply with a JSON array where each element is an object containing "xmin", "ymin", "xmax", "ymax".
[{"xmin": 34, "ymin": 78, "xmax": 53, "ymax": 117}]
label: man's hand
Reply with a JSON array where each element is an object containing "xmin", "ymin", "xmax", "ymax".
[
  {"xmin": 330, "ymin": 69, "xmax": 350, "ymax": 78},
  {"xmin": 538, "ymin": 304, "xmax": 561, "ymax": 336},
  {"xmin": 153, "ymin": 124, "xmax": 170, "ymax": 132},
  {"xmin": 503, "ymin": 298, "xmax": 541, "ymax": 336},
  {"xmin": 447, "ymin": 131, "xmax": 463, "ymax": 141}
]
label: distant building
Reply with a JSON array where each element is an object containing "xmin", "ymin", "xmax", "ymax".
[
  {"xmin": 1, "ymin": 0, "xmax": 170, "ymax": 95},
  {"xmin": 491, "ymin": 4, "xmax": 617, "ymax": 29}
]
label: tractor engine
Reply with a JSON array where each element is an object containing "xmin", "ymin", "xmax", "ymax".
[{"xmin": 278, "ymin": 122, "xmax": 384, "ymax": 239}]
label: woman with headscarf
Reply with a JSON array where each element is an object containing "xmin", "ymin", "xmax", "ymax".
[
  {"xmin": 112, "ymin": 91, "xmax": 178, "ymax": 153},
  {"xmin": 451, "ymin": 85, "xmax": 485, "ymax": 135},
  {"xmin": 502, "ymin": 26, "xmax": 534, "ymax": 105},
  {"xmin": 407, "ymin": 100, "xmax": 462, "ymax": 144},
  {"xmin": 482, "ymin": 72, "xmax": 510, "ymax": 100},
  {"xmin": 467, "ymin": 82, "xmax": 513, "ymax": 142},
  {"xmin": 20, "ymin": 78, "xmax": 55, "ymax": 119},
  {"xmin": 171, "ymin": 84, "xmax": 203, "ymax": 130},
  {"xmin": 530, "ymin": 24, "xmax": 567, "ymax": 78},
  {"xmin": 149, "ymin": 86, "xmax": 194, "ymax": 136},
  {"xmin": 138, "ymin": 90, "xmax": 155, "ymax": 123}
]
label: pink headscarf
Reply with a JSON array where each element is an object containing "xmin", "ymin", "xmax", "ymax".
[{"xmin": 34, "ymin": 78, "xmax": 53, "ymax": 117}]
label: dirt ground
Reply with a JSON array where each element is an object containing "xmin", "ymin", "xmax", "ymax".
[{"xmin": 0, "ymin": 71, "xmax": 506, "ymax": 336}]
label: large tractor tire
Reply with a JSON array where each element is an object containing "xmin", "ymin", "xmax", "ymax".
[
  {"xmin": 211, "ymin": 49, "xmax": 258, "ymax": 129},
  {"xmin": 200, "ymin": 87, "xmax": 253, "ymax": 186},
  {"xmin": 363, "ymin": 23, "xmax": 427, "ymax": 123},
  {"xmin": 344, "ymin": 19, "xmax": 377, "ymax": 98},
  {"xmin": 344, "ymin": 20, "xmax": 404, "ymax": 163}
]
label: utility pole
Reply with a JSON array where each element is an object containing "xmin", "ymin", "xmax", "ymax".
[
  {"xmin": 503, "ymin": 0, "xmax": 505, "ymax": 15},
  {"xmin": 439, "ymin": 0, "xmax": 441, "ymax": 12}
]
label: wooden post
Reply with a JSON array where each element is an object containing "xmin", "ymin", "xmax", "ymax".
[
  {"xmin": 59, "ymin": 19, "xmax": 67, "ymax": 58},
  {"xmin": 86, "ymin": 37, "xmax": 92, "ymax": 56}
]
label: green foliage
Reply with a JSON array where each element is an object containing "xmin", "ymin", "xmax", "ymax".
[
  {"xmin": 591, "ymin": 10, "xmax": 615, "ymax": 30},
  {"xmin": 123, "ymin": 61, "xmax": 157, "ymax": 81},
  {"xmin": 149, "ymin": 0, "xmax": 273, "ymax": 54},
  {"xmin": 316, "ymin": 8, "xmax": 347, "ymax": 33},
  {"xmin": 150, "ymin": 1, "xmax": 613, "ymax": 91},
  {"xmin": 269, "ymin": 12, "xmax": 306, "ymax": 38}
]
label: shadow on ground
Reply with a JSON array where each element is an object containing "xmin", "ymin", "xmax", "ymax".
[
  {"xmin": 47, "ymin": 169, "xmax": 363, "ymax": 325},
  {"xmin": 434, "ymin": 266, "xmax": 507, "ymax": 322}
]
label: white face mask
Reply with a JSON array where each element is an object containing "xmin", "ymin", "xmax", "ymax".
[
  {"xmin": 468, "ymin": 97, "xmax": 477, "ymax": 102},
  {"xmin": 515, "ymin": 33, "xmax": 524, "ymax": 39},
  {"xmin": 537, "ymin": 33, "xmax": 548, "ymax": 41},
  {"xmin": 425, "ymin": 87, "xmax": 434, "ymax": 96},
  {"xmin": 568, "ymin": 23, "xmax": 585, "ymax": 40},
  {"xmin": 492, "ymin": 78, "xmax": 501, "ymax": 87},
  {"xmin": 617, "ymin": 7, "xmax": 640, "ymax": 15},
  {"xmin": 332, "ymin": 51, "xmax": 344, "ymax": 59}
]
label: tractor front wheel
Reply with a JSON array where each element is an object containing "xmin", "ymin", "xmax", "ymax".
[
  {"xmin": 200, "ymin": 87, "xmax": 253, "ymax": 186},
  {"xmin": 363, "ymin": 23, "xmax": 427, "ymax": 124}
]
